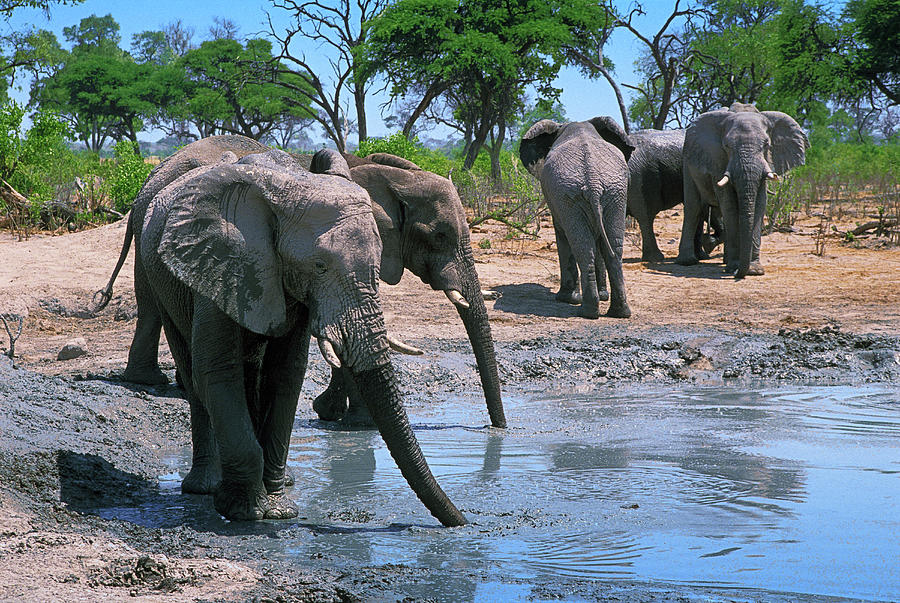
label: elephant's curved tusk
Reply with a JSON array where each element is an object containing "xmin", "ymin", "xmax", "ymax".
[
  {"xmin": 481, "ymin": 289, "xmax": 501, "ymax": 301},
  {"xmin": 386, "ymin": 334, "xmax": 424, "ymax": 356},
  {"xmin": 445, "ymin": 289, "xmax": 470, "ymax": 310},
  {"xmin": 766, "ymin": 172, "xmax": 779, "ymax": 181},
  {"xmin": 317, "ymin": 338, "xmax": 342, "ymax": 369},
  {"xmin": 716, "ymin": 174, "xmax": 730, "ymax": 187}
]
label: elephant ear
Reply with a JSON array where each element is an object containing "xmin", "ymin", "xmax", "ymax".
[
  {"xmin": 310, "ymin": 149, "xmax": 352, "ymax": 180},
  {"xmin": 156, "ymin": 163, "xmax": 288, "ymax": 336},
  {"xmin": 365, "ymin": 153, "xmax": 422, "ymax": 171},
  {"xmin": 762, "ymin": 111, "xmax": 809, "ymax": 174},
  {"xmin": 684, "ymin": 110, "xmax": 728, "ymax": 175},
  {"xmin": 588, "ymin": 116, "xmax": 635, "ymax": 162},
  {"xmin": 519, "ymin": 119, "xmax": 560, "ymax": 174}
]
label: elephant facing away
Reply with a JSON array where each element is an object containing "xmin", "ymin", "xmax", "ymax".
[
  {"xmin": 519, "ymin": 117, "xmax": 634, "ymax": 319},
  {"xmin": 94, "ymin": 136, "xmax": 505, "ymax": 429},
  {"xmin": 139, "ymin": 150, "xmax": 466, "ymax": 526},
  {"xmin": 676, "ymin": 103, "xmax": 808, "ymax": 278}
]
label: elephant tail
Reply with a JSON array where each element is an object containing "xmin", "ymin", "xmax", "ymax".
[{"xmin": 92, "ymin": 212, "xmax": 133, "ymax": 313}]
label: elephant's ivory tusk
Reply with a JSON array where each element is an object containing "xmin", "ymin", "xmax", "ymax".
[
  {"xmin": 317, "ymin": 338, "xmax": 342, "ymax": 369},
  {"xmin": 716, "ymin": 174, "xmax": 730, "ymax": 187},
  {"xmin": 766, "ymin": 172, "xmax": 779, "ymax": 181},
  {"xmin": 482, "ymin": 289, "xmax": 501, "ymax": 301},
  {"xmin": 445, "ymin": 289, "xmax": 470, "ymax": 309},
  {"xmin": 386, "ymin": 334, "xmax": 424, "ymax": 356}
]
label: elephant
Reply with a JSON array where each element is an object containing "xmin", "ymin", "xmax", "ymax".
[
  {"xmin": 675, "ymin": 103, "xmax": 808, "ymax": 277},
  {"xmin": 519, "ymin": 117, "xmax": 634, "ymax": 319},
  {"xmin": 94, "ymin": 135, "xmax": 505, "ymax": 429},
  {"xmin": 309, "ymin": 151, "xmax": 504, "ymax": 428},
  {"xmin": 137, "ymin": 148, "xmax": 466, "ymax": 526},
  {"xmin": 621, "ymin": 127, "xmax": 724, "ymax": 263}
]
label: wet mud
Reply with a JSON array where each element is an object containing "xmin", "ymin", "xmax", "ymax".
[{"xmin": 2, "ymin": 325, "xmax": 899, "ymax": 601}]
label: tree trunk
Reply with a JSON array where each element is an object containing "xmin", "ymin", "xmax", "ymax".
[
  {"xmin": 354, "ymin": 81, "xmax": 367, "ymax": 142},
  {"xmin": 598, "ymin": 64, "xmax": 631, "ymax": 134}
]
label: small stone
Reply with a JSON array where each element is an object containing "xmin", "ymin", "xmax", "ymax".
[{"xmin": 57, "ymin": 338, "xmax": 88, "ymax": 361}]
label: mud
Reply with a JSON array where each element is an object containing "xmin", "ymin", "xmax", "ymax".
[{"xmin": 2, "ymin": 208, "xmax": 899, "ymax": 601}]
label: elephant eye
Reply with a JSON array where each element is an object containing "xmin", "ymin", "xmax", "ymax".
[
  {"xmin": 434, "ymin": 231, "xmax": 449, "ymax": 247},
  {"xmin": 314, "ymin": 260, "xmax": 328, "ymax": 276}
]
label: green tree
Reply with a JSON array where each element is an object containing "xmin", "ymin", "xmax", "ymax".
[
  {"xmin": 845, "ymin": 0, "xmax": 900, "ymax": 106},
  {"xmin": 363, "ymin": 0, "xmax": 604, "ymax": 176},
  {"xmin": 176, "ymin": 38, "xmax": 314, "ymax": 140}
]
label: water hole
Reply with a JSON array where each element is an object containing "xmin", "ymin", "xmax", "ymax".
[{"xmin": 99, "ymin": 384, "xmax": 900, "ymax": 601}]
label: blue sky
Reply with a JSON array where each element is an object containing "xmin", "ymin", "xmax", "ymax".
[{"xmin": 5, "ymin": 0, "xmax": 675, "ymax": 143}]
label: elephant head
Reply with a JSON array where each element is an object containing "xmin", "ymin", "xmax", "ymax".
[
  {"xmin": 319, "ymin": 153, "xmax": 507, "ymax": 428},
  {"xmin": 684, "ymin": 104, "xmax": 808, "ymax": 278},
  {"xmin": 144, "ymin": 153, "xmax": 466, "ymax": 526},
  {"xmin": 520, "ymin": 116, "xmax": 635, "ymax": 179}
]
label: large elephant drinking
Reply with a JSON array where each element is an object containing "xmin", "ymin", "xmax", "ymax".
[
  {"xmin": 139, "ymin": 150, "xmax": 465, "ymax": 526},
  {"xmin": 95, "ymin": 136, "xmax": 505, "ymax": 429},
  {"xmin": 676, "ymin": 103, "xmax": 808, "ymax": 277},
  {"xmin": 519, "ymin": 117, "xmax": 634, "ymax": 319}
]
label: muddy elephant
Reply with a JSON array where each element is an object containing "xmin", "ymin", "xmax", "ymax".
[
  {"xmin": 519, "ymin": 117, "xmax": 634, "ymax": 318},
  {"xmin": 622, "ymin": 127, "xmax": 723, "ymax": 262},
  {"xmin": 95, "ymin": 136, "xmax": 505, "ymax": 428},
  {"xmin": 138, "ymin": 150, "xmax": 465, "ymax": 526},
  {"xmin": 676, "ymin": 103, "xmax": 808, "ymax": 277},
  {"xmin": 311, "ymin": 152, "xmax": 505, "ymax": 428}
]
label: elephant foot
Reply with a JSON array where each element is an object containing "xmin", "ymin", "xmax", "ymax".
[
  {"xmin": 675, "ymin": 254, "xmax": 699, "ymax": 266},
  {"xmin": 312, "ymin": 388, "xmax": 349, "ymax": 421},
  {"xmin": 122, "ymin": 363, "xmax": 169, "ymax": 385},
  {"xmin": 641, "ymin": 249, "xmax": 665, "ymax": 263},
  {"xmin": 747, "ymin": 262, "xmax": 765, "ymax": 276},
  {"xmin": 214, "ymin": 479, "xmax": 297, "ymax": 521},
  {"xmin": 556, "ymin": 289, "xmax": 582, "ymax": 305},
  {"xmin": 724, "ymin": 263, "xmax": 739, "ymax": 275},
  {"xmin": 578, "ymin": 304, "xmax": 601, "ymax": 319},
  {"xmin": 262, "ymin": 493, "xmax": 299, "ymax": 520},
  {"xmin": 181, "ymin": 462, "xmax": 221, "ymax": 495},
  {"xmin": 598, "ymin": 289, "xmax": 610, "ymax": 302},
  {"xmin": 606, "ymin": 303, "xmax": 632, "ymax": 319},
  {"xmin": 696, "ymin": 247, "xmax": 712, "ymax": 261}
]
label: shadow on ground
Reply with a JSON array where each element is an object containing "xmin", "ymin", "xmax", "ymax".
[{"xmin": 492, "ymin": 283, "xmax": 581, "ymax": 318}]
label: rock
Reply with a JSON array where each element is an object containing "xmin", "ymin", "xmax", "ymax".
[{"xmin": 57, "ymin": 338, "xmax": 88, "ymax": 361}]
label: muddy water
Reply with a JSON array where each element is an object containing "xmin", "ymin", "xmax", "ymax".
[{"xmin": 102, "ymin": 385, "xmax": 900, "ymax": 601}]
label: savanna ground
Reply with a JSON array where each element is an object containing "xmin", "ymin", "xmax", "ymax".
[{"xmin": 1, "ymin": 203, "xmax": 899, "ymax": 601}]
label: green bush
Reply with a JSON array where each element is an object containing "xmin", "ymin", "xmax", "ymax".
[
  {"xmin": 356, "ymin": 132, "xmax": 452, "ymax": 176},
  {"xmin": 107, "ymin": 140, "xmax": 153, "ymax": 213}
]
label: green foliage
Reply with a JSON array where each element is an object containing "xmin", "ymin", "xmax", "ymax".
[
  {"xmin": 356, "ymin": 132, "xmax": 452, "ymax": 176},
  {"xmin": 0, "ymin": 100, "xmax": 25, "ymax": 179},
  {"xmin": 0, "ymin": 0, "xmax": 84, "ymax": 19},
  {"xmin": 107, "ymin": 140, "xmax": 152, "ymax": 213},
  {"xmin": 845, "ymin": 0, "xmax": 900, "ymax": 104}
]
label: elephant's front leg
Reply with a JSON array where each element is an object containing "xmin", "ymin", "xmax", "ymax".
[
  {"xmin": 717, "ymin": 187, "xmax": 741, "ymax": 274},
  {"xmin": 192, "ymin": 297, "xmax": 273, "ymax": 521},
  {"xmin": 550, "ymin": 209, "xmax": 581, "ymax": 305},
  {"xmin": 748, "ymin": 185, "xmax": 767, "ymax": 275},
  {"xmin": 254, "ymin": 319, "xmax": 310, "ymax": 519}
]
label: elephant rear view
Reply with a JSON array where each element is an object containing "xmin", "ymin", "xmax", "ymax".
[
  {"xmin": 520, "ymin": 117, "xmax": 634, "ymax": 319},
  {"xmin": 676, "ymin": 103, "xmax": 808, "ymax": 278}
]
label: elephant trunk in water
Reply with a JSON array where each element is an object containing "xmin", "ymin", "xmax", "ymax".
[
  {"xmin": 451, "ymin": 246, "xmax": 506, "ymax": 428},
  {"xmin": 348, "ymin": 365, "xmax": 467, "ymax": 527}
]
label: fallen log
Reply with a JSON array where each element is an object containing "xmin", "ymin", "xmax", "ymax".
[{"xmin": 849, "ymin": 219, "xmax": 899, "ymax": 236}]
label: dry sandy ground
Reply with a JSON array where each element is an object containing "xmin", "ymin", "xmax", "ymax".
[
  {"xmin": 2, "ymin": 208, "xmax": 898, "ymax": 378},
  {"xmin": 0, "ymin": 207, "xmax": 898, "ymax": 601}
]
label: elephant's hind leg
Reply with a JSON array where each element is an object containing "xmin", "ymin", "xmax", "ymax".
[
  {"xmin": 550, "ymin": 210, "xmax": 582, "ymax": 305},
  {"xmin": 122, "ymin": 258, "xmax": 168, "ymax": 385},
  {"xmin": 598, "ymin": 205, "xmax": 631, "ymax": 319}
]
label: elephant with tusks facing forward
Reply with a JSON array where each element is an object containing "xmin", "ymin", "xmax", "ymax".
[
  {"xmin": 676, "ymin": 103, "xmax": 808, "ymax": 277},
  {"xmin": 136, "ymin": 148, "xmax": 466, "ymax": 526}
]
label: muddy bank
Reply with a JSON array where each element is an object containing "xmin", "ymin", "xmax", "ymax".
[{"xmin": 1, "ymin": 323, "xmax": 897, "ymax": 601}]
